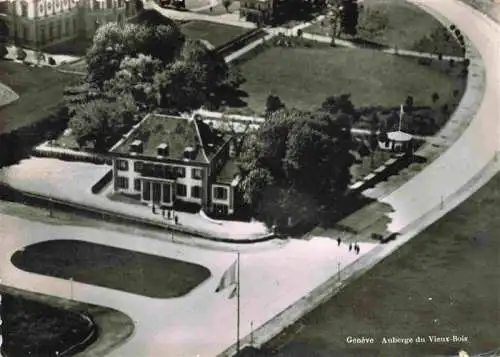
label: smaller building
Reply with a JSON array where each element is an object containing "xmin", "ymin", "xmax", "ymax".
[
  {"xmin": 108, "ymin": 113, "xmax": 241, "ymax": 216},
  {"xmin": 239, "ymin": 0, "xmax": 276, "ymax": 25},
  {"xmin": 379, "ymin": 130, "xmax": 413, "ymax": 153}
]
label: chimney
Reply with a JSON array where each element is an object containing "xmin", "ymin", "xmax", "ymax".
[
  {"xmin": 157, "ymin": 143, "xmax": 169, "ymax": 157},
  {"xmin": 184, "ymin": 146, "xmax": 195, "ymax": 160},
  {"xmin": 130, "ymin": 140, "xmax": 143, "ymax": 154}
]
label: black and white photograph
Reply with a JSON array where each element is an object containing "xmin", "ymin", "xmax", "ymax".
[{"xmin": 0, "ymin": 0, "xmax": 498, "ymax": 356}]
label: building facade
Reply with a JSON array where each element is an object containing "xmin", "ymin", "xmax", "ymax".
[
  {"xmin": 239, "ymin": 0, "xmax": 276, "ymax": 25},
  {"xmin": 109, "ymin": 114, "xmax": 241, "ymax": 216},
  {"xmin": 0, "ymin": 0, "xmax": 137, "ymax": 49}
]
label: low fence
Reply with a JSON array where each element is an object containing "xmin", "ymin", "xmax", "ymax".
[
  {"xmin": 215, "ymin": 28, "xmax": 266, "ymax": 58},
  {"xmin": 33, "ymin": 142, "xmax": 110, "ymax": 165},
  {"xmin": 348, "ymin": 156, "xmax": 406, "ymax": 194},
  {"xmin": 0, "ymin": 184, "xmax": 275, "ymax": 243}
]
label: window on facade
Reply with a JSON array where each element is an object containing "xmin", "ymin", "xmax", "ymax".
[
  {"xmin": 23, "ymin": 26, "xmax": 29, "ymax": 40},
  {"xmin": 116, "ymin": 176, "xmax": 129, "ymax": 189},
  {"xmin": 164, "ymin": 166, "xmax": 173, "ymax": 178},
  {"xmin": 93, "ymin": 0, "xmax": 99, "ymax": 9},
  {"xmin": 133, "ymin": 161, "xmax": 143, "ymax": 172},
  {"xmin": 65, "ymin": 19, "xmax": 70, "ymax": 35},
  {"xmin": 162, "ymin": 184, "xmax": 171, "ymax": 203},
  {"xmin": 176, "ymin": 184, "xmax": 187, "ymax": 197},
  {"xmin": 214, "ymin": 204, "xmax": 229, "ymax": 216},
  {"xmin": 73, "ymin": 18, "xmax": 77, "ymax": 32},
  {"xmin": 20, "ymin": 3, "xmax": 27, "ymax": 17},
  {"xmin": 48, "ymin": 22, "xmax": 54, "ymax": 40},
  {"xmin": 191, "ymin": 168, "xmax": 202, "ymax": 180},
  {"xmin": 116, "ymin": 159, "xmax": 128, "ymax": 171},
  {"xmin": 176, "ymin": 167, "xmax": 186, "ymax": 178},
  {"xmin": 191, "ymin": 186, "xmax": 201, "ymax": 199},
  {"xmin": 134, "ymin": 178, "xmax": 141, "ymax": 191},
  {"xmin": 57, "ymin": 21, "xmax": 61, "ymax": 38},
  {"xmin": 142, "ymin": 181, "xmax": 151, "ymax": 201},
  {"xmin": 214, "ymin": 186, "xmax": 228, "ymax": 200}
]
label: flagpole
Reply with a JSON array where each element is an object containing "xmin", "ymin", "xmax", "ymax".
[
  {"xmin": 236, "ymin": 251, "xmax": 240, "ymax": 354},
  {"xmin": 399, "ymin": 104, "xmax": 403, "ymax": 132}
]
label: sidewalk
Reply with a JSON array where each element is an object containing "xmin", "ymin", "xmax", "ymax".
[
  {"xmin": 300, "ymin": 31, "xmax": 465, "ymax": 61},
  {"xmin": 0, "ymin": 157, "xmax": 272, "ymax": 242}
]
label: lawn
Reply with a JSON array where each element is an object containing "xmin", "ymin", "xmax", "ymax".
[
  {"xmin": 236, "ymin": 46, "xmax": 464, "ymax": 115},
  {"xmin": 264, "ymin": 171, "xmax": 500, "ymax": 356},
  {"xmin": 11, "ymin": 239, "xmax": 211, "ymax": 298},
  {"xmin": 305, "ymin": 0, "xmax": 463, "ymax": 56},
  {"xmin": 0, "ymin": 60, "xmax": 78, "ymax": 134},
  {"xmin": 2, "ymin": 292, "xmax": 95, "ymax": 357},
  {"xmin": 180, "ymin": 20, "xmax": 251, "ymax": 48}
]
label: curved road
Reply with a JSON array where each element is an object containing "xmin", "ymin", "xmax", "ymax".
[
  {"xmin": 0, "ymin": 1, "xmax": 499, "ymax": 357},
  {"xmin": 381, "ymin": 0, "xmax": 499, "ymax": 233}
]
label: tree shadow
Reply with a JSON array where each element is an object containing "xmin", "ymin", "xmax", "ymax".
[
  {"xmin": 273, "ymin": 2, "xmax": 324, "ymax": 27},
  {"xmin": 213, "ymin": 86, "xmax": 249, "ymax": 108},
  {"xmin": 348, "ymin": 37, "xmax": 388, "ymax": 50}
]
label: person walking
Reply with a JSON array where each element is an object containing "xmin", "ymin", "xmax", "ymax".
[
  {"xmin": 337, "ymin": 237, "xmax": 341, "ymax": 246},
  {"xmin": 349, "ymin": 243, "xmax": 352, "ymax": 252},
  {"xmin": 174, "ymin": 215, "xmax": 179, "ymax": 225}
]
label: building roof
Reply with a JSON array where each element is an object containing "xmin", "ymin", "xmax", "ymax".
[
  {"xmin": 110, "ymin": 114, "xmax": 231, "ymax": 164},
  {"xmin": 387, "ymin": 130, "xmax": 412, "ymax": 142},
  {"xmin": 216, "ymin": 158, "xmax": 240, "ymax": 185}
]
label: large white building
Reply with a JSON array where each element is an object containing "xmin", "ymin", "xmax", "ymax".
[
  {"xmin": 0, "ymin": 0, "xmax": 137, "ymax": 49},
  {"xmin": 109, "ymin": 113, "xmax": 241, "ymax": 216}
]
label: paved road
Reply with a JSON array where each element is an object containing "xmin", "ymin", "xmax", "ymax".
[
  {"xmin": 0, "ymin": 1, "xmax": 499, "ymax": 357},
  {"xmin": 382, "ymin": 0, "xmax": 500, "ymax": 232},
  {"xmin": 0, "ymin": 211, "xmax": 376, "ymax": 357}
]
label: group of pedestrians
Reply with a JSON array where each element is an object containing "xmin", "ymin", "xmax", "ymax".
[
  {"xmin": 336, "ymin": 237, "xmax": 361, "ymax": 254},
  {"xmin": 151, "ymin": 204, "xmax": 179, "ymax": 225}
]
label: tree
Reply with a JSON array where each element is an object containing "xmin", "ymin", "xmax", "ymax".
[
  {"xmin": 153, "ymin": 59, "xmax": 209, "ymax": 113},
  {"xmin": 180, "ymin": 39, "xmax": 228, "ymax": 96},
  {"xmin": 321, "ymin": 94, "xmax": 355, "ymax": 116},
  {"xmin": 265, "ymin": 94, "xmax": 285, "ymax": 116},
  {"xmin": 340, "ymin": 0, "xmax": 359, "ymax": 37},
  {"xmin": 105, "ymin": 54, "xmax": 165, "ymax": 112},
  {"xmin": 358, "ymin": 9, "xmax": 388, "ymax": 38},
  {"xmin": 224, "ymin": 65, "xmax": 245, "ymax": 88},
  {"xmin": 86, "ymin": 22, "xmax": 184, "ymax": 87},
  {"xmin": 239, "ymin": 108, "xmax": 355, "ymax": 228},
  {"xmin": 404, "ymin": 95, "xmax": 414, "ymax": 113},
  {"xmin": 64, "ymin": 81, "xmax": 105, "ymax": 115},
  {"xmin": 222, "ymin": 0, "xmax": 231, "ymax": 11},
  {"xmin": 68, "ymin": 96, "xmax": 137, "ymax": 151}
]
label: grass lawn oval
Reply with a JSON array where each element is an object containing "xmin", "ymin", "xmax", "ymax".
[{"xmin": 11, "ymin": 239, "xmax": 211, "ymax": 298}]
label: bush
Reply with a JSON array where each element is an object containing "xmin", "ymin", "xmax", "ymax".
[
  {"xmin": 16, "ymin": 47, "xmax": 27, "ymax": 61},
  {"xmin": 0, "ymin": 43, "xmax": 7, "ymax": 59},
  {"xmin": 48, "ymin": 57, "xmax": 56, "ymax": 65}
]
